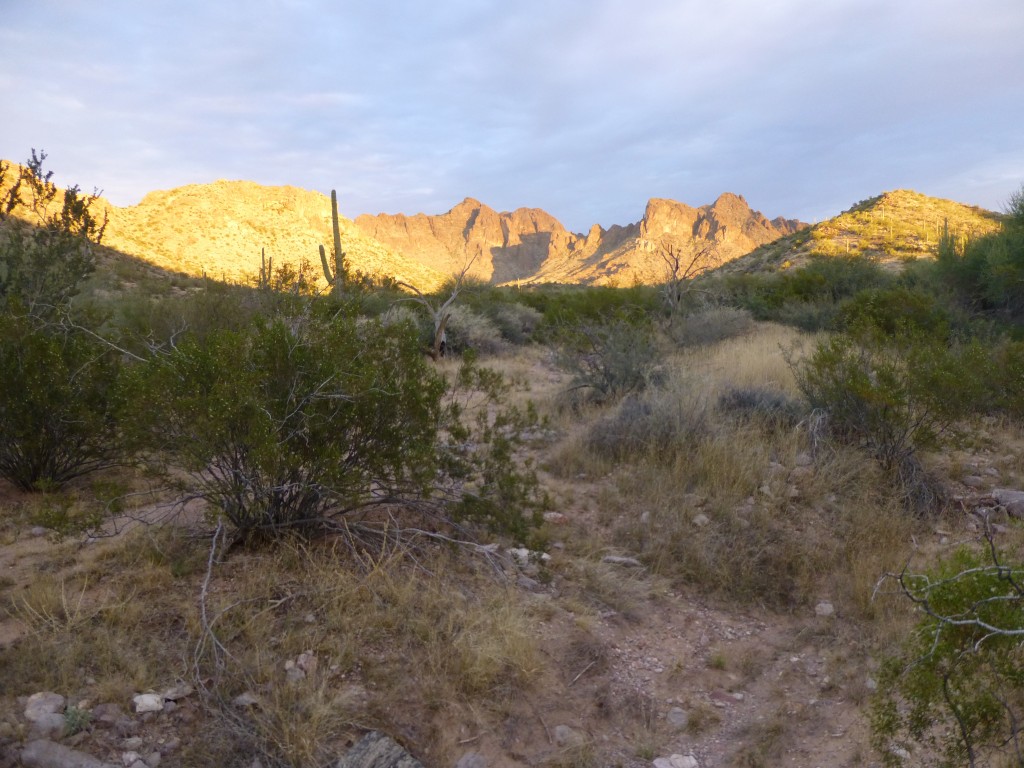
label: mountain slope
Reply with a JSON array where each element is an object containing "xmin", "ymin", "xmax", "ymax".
[
  {"xmin": 355, "ymin": 192, "xmax": 804, "ymax": 286},
  {"xmin": 104, "ymin": 181, "xmax": 445, "ymax": 289},
  {"xmin": 718, "ymin": 189, "xmax": 1003, "ymax": 275}
]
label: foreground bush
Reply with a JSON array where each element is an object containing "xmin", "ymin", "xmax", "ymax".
[
  {"xmin": 0, "ymin": 315, "xmax": 123, "ymax": 491},
  {"xmin": 872, "ymin": 538, "xmax": 1024, "ymax": 767},
  {"xmin": 793, "ymin": 331, "xmax": 988, "ymax": 475},
  {"xmin": 123, "ymin": 312, "xmax": 543, "ymax": 541}
]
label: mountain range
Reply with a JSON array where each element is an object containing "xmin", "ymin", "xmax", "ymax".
[{"xmin": 1, "ymin": 159, "xmax": 1002, "ymax": 290}]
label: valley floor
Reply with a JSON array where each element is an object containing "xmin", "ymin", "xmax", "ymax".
[{"xmin": 1, "ymin": 323, "xmax": 1022, "ymax": 768}]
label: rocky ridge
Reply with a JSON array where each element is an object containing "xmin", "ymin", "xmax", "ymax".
[
  {"xmin": 356, "ymin": 193, "xmax": 804, "ymax": 287},
  {"xmin": 0, "ymin": 159, "xmax": 804, "ymax": 290}
]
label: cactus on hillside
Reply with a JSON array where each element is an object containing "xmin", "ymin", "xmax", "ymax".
[
  {"xmin": 258, "ymin": 247, "xmax": 273, "ymax": 289},
  {"xmin": 318, "ymin": 189, "xmax": 345, "ymax": 296}
]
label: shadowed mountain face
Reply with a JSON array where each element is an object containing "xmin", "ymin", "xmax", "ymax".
[{"xmin": 356, "ymin": 193, "xmax": 806, "ymax": 286}]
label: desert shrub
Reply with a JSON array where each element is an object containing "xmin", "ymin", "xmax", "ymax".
[
  {"xmin": 585, "ymin": 389, "xmax": 710, "ymax": 461},
  {"xmin": 871, "ymin": 540, "xmax": 1024, "ymax": 767},
  {"xmin": 555, "ymin": 310, "xmax": 661, "ymax": 404},
  {"xmin": 717, "ymin": 386, "xmax": 805, "ymax": 430},
  {"xmin": 122, "ymin": 312, "xmax": 543, "ymax": 541},
  {"xmin": 667, "ymin": 305, "xmax": 753, "ymax": 347},
  {"xmin": 990, "ymin": 339, "xmax": 1024, "ymax": 419},
  {"xmin": 521, "ymin": 284, "xmax": 660, "ymax": 338},
  {"xmin": 444, "ymin": 303, "xmax": 507, "ymax": 355},
  {"xmin": 836, "ymin": 286, "xmax": 952, "ymax": 339},
  {"xmin": 793, "ymin": 330, "xmax": 989, "ymax": 512},
  {"xmin": 794, "ymin": 331, "xmax": 988, "ymax": 473},
  {"xmin": 936, "ymin": 191, "xmax": 1024, "ymax": 322},
  {"xmin": 0, "ymin": 315, "xmax": 123, "ymax": 491},
  {"xmin": 0, "ymin": 151, "xmax": 106, "ymax": 318},
  {"xmin": 486, "ymin": 300, "xmax": 543, "ymax": 344}
]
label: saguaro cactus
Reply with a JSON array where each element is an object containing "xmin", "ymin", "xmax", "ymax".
[
  {"xmin": 318, "ymin": 189, "xmax": 345, "ymax": 296},
  {"xmin": 258, "ymin": 247, "xmax": 273, "ymax": 289}
]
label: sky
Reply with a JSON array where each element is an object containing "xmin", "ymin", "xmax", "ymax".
[{"xmin": 2, "ymin": 0, "xmax": 1023, "ymax": 232}]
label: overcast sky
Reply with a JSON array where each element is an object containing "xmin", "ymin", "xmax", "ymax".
[{"xmin": 2, "ymin": 0, "xmax": 1023, "ymax": 232}]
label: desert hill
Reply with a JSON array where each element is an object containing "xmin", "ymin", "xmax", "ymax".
[
  {"xmin": 718, "ymin": 188, "xmax": 1002, "ymax": 274},
  {"xmin": 0, "ymin": 158, "xmax": 805, "ymax": 291}
]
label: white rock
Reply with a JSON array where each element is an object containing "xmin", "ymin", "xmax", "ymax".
[
  {"xmin": 666, "ymin": 706, "xmax": 688, "ymax": 728},
  {"xmin": 815, "ymin": 601, "xmax": 835, "ymax": 617},
  {"xmin": 28, "ymin": 713, "xmax": 66, "ymax": 740},
  {"xmin": 232, "ymin": 691, "xmax": 261, "ymax": 707},
  {"xmin": 653, "ymin": 755, "xmax": 699, "ymax": 768},
  {"xmin": 21, "ymin": 740, "xmax": 118, "ymax": 768},
  {"xmin": 25, "ymin": 692, "xmax": 66, "ymax": 722},
  {"xmin": 692, "ymin": 514, "xmax": 710, "ymax": 527},
  {"xmin": 132, "ymin": 694, "xmax": 164, "ymax": 714},
  {"xmin": 121, "ymin": 753, "xmax": 142, "ymax": 768}
]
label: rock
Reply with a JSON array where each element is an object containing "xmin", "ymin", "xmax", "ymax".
[
  {"xmin": 145, "ymin": 754, "xmax": 161, "ymax": 768},
  {"xmin": 543, "ymin": 512, "xmax": 567, "ymax": 525},
  {"xmin": 692, "ymin": 514, "xmax": 710, "ymax": 528},
  {"xmin": 296, "ymin": 651, "xmax": 318, "ymax": 676},
  {"xmin": 516, "ymin": 575, "xmax": 541, "ymax": 591},
  {"xmin": 21, "ymin": 740, "xmax": 118, "ymax": 768},
  {"xmin": 120, "ymin": 753, "xmax": 141, "ymax": 767},
  {"xmin": 29, "ymin": 526, "xmax": 48, "ymax": 537},
  {"xmin": 121, "ymin": 739, "xmax": 143, "ymax": 751},
  {"xmin": 28, "ymin": 713, "xmax": 66, "ymax": 740},
  {"xmin": 666, "ymin": 707, "xmax": 688, "ymax": 728},
  {"xmin": 232, "ymin": 691, "xmax": 261, "ymax": 708},
  {"xmin": 454, "ymin": 753, "xmax": 487, "ymax": 768},
  {"xmin": 90, "ymin": 704, "xmax": 123, "ymax": 726},
  {"xmin": 25, "ymin": 693, "xmax": 66, "ymax": 722},
  {"xmin": 335, "ymin": 731, "xmax": 423, "ymax": 768},
  {"xmin": 285, "ymin": 660, "xmax": 306, "ymax": 684},
  {"xmin": 132, "ymin": 694, "xmax": 163, "ymax": 715},
  {"xmin": 158, "ymin": 737, "xmax": 180, "ymax": 755},
  {"xmin": 795, "ymin": 452, "xmax": 813, "ymax": 467},
  {"xmin": 161, "ymin": 683, "xmax": 193, "ymax": 701},
  {"xmin": 653, "ymin": 755, "xmax": 699, "ymax": 768},
  {"xmin": 993, "ymin": 488, "xmax": 1024, "ymax": 519},
  {"xmin": 962, "ymin": 475, "xmax": 987, "ymax": 489},
  {"xmin": 552, "ymin": 725, "xmax": 587, "ymax": 748},
  {"xmin": 815, "ymin": 601, "xmax": 835, "ymax": 617},
  {"xmin": 602, "ymin": 555, "xmax": 643, "ymax": 568}
]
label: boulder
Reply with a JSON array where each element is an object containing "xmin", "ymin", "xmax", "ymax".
[
  {"xmin": 336, "ymin": 732, "xmax": 423, "ymax": 768},
  {"xmin": 21, "ymin": 740, "xmax": 118, "ymax": 768}
]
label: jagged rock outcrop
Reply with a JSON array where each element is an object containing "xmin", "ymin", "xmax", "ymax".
[{"xmin": 356, "ymin": 193, "xmax": 804, "ymax": 286}]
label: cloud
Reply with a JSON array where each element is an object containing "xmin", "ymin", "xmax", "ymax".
[{"xmin": 1, "ymin": 0, "xmax": 1022, "ymax": 229}]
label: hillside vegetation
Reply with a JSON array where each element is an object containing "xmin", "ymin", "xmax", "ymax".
[
  {"xmin": 1, "ymin": 153, "xmax": 1023, "ymax": 768},
  {"xmin": 722, "ymin": 189, "xmax": 1002, "ymax": 275}
]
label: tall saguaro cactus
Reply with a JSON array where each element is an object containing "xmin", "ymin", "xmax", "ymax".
[{"xmin": 318, "ymin": 189, "xmax": 345, "ymax": 296}]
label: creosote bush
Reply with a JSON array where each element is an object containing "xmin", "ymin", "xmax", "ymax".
[
  {"xmin": 555, "ymin": 310, "xmax": 661, "ymax": 405},
  {"xmin": 0, "ymin": 315, "xmax": 123, "ymax": 491},
  {"xmin": 122, "ymin": 310, "xmax": 544, "ymax": 542}
]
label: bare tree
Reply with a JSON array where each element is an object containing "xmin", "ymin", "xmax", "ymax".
[
  {"xmin": 395, "ymin": 253, "xmax": 479, "ymax": 359},
  {"xmin": 658, "ymin": 238, "xmax": 719, "ymax": 317}
]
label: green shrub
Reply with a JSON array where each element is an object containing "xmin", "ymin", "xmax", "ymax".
[
  {"xmin": 667, "ymin": 306, "xmax": 753, "ymax": 347},
  {"xmin": 794, "ymin": 331, "xmax": 988, "ymax": 475},
  {"xmin": 837, "ymin": 286, "xmax": 952, "ymax": 339},
  {"xmin": 0, "ymin": 315, "xmax": 124, "ymax": 491},
  {"xmin": 122, "ymin": 314, "xmax": 443, "ymax": 537},
  {"xmin": 444, "ymin": 304, "xmax": 507, "ymax": 356},
  {"xmin": 871, "ymin": 543, "xmax": 1024, "ymax": 767},
  {"xmin": 122, "ymin": 312, "xmax": 544, "ymax": 541},
  {"xmin": 555, "ymin": 310, "xmax": 661, "ymax": 404}
]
